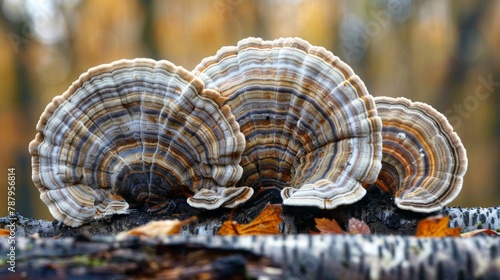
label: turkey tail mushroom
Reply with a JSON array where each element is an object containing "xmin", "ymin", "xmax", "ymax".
[
  {"xmin": 194, "ymin": 37, "xmax": 383, "ymax": 209},
  {"xmin": 373, "ymin": 96, "xmax": 468, "ymax": 212},
  {"xmin": 29, "ymin": 58, "xmax": 250, "ymax": 227}
]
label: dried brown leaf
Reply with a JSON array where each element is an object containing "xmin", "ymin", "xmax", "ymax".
[
  {"xmin": 117, "ymin": 216, "xmax": 197, "ymax": 238},
  {"xmin": 311, "ymin": 218, "xmax": 346, "ymax": 234},
  {"xmin": 348, "ymin": 218, "xmax": 371, "ymax": 234},
  {"xmin": 461, "ymin": 229, "xmax": 500, "ymax": 237}
]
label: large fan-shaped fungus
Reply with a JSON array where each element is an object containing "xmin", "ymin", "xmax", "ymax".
[
  {"xmin": 194, "ymin": 37, "xmax": 382, "ymax": 209},
  {"xmin": 29, "ymin": 58, "xmax": 250, "ymax": 227},
  {"xmin": 373, "ymin": 96, "xmax": 468, "ymax": 212}
]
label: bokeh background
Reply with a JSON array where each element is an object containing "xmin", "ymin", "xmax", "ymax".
[{"xmin": 1, "ymin": 0, "xmax": 499, "ymax": 220}]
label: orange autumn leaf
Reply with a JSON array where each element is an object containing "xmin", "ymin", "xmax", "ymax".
[
  {"xmin": 217, "ymin": 204, "xmax": 282, "ymax": 235},
  {"xmin": 311, "ymin": 218, "xmax": 346, "ymax": 234},
  {"xmin": 348, "ymin": 218, "xmax": 371, "ymax": 234},
  {"xmin": 312, "ymin": 217, "xmax": 371, "ymax": 234},
  {"xmin": 117, "ymin": 216, "xmax": 197, "ymax": 238},
  {"xmin": 415, "ymin": 215, "xmax": 461, "ymax": 237}
]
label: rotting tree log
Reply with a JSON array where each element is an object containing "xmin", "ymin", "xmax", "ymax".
[
  {"xmin": 1, "ymin": 189, "xmax": 499, "ymax": 279},
  {"xmin": 1, "ymin": 234, "xmax": 499, "ymax": 279}
]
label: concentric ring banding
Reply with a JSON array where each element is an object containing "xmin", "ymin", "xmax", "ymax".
[
  {"xmin": 29, "ymin": 58, "xmax": 249, "ymax": 227},
  {"xmin": 194, "ymin": 37, "xmax": 382, "ymax": 209},
  {"xmin": 374, "ymin": 96, "xmax": 468, "ymax": 212}
]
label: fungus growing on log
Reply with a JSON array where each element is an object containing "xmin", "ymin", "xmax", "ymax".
[
  {"xmin": 373, "ymin": 96, "xmax": 468, "ymax": 212},
  {"xmin": 194, "ymin": 37, "xmax": 382, "ymax": 209},
  {"xmin": 29, "ymin": 58, "xmax": 249, "ymax": 227}
]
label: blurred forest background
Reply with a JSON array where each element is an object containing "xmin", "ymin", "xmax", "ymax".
[{"xmin": 1, "ymin": 0, "xmax": 499, "ymax": 220}]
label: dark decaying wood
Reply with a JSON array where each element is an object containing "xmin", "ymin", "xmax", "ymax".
[
  {"xmin": 3, "ymin": 187, "xmax": 500, "ymax": 237},
  {"xmin": 1, "ymin": 188, "xmax": 499, "ymax": 279}
]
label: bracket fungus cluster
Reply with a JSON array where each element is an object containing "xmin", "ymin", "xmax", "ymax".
[
  {"xmin": 29, "ymin": 59, "xmax": 250, "ymax": 227},
  {"xmin": 29, "ymin": 37, "xmax": 468, "ymax": 227}
]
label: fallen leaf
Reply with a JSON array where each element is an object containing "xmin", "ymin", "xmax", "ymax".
[
  {"xmin": 217, "ymin": 204, "xmax": 282, "ymax": 235},
  {"xmin": 117, "ymin": 216, "xmax": 197, "ymax": 238},
  {"xmin": 311, "ymin": 217, "xmax": 371, "ymax": 234},
  {"xmin": 415, "ymin": 215, "xmax": 461, "ymax": 237},
  {"xmin": 348, "ymin": 218, "xmax": 371, "ymax": 234},
  {"xmin": 461, "ymin": 229, "xmax": 500, "ymax": 237},
  {"xmin": 311, "ymin": 218, "xmax": 345, "ymax": 234},
  {"xmin": 0, "ymin": 229, "xmax": 11, "ymax": 237}
]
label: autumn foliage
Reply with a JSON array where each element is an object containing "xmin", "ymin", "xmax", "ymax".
[
  {"xmin": 310, "ymin": 215, "xmax": 499, "ymax": 237},
  {"xmin": 415, "ymin": 215, "xmax": 499, "ymax": 237},
  {"xmin": 311, "ymin": 218, "xmax": 371, "ymax": 235},
  {"xmin": 117, "ymin": 216, "xmax": 197, "ymax": 238},
  {"xmin": 113, "ymin": 207, "xmax": 499, "ymax": 238},
  {"xmin": 217, "ymin": 204, "xmax": 282, "ymax": 235},
  {"xmin": 0, "ymin": 229, "xmax": 11, "ymax": 237},
  {"xmin": 415, "ymin": 215, "xmax": 461, "ymax": 237}
]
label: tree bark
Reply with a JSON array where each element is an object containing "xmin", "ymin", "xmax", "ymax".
[
  {"xmin": 1, "ymin": 190, "xmax": 499, "ymax": 279},
  {"xmin": 1, "ymin": 234, "xmax": 499, "ymax": 279},
  {"xmin": 3, "ymin": 188, "xmax": 499, "ymax": 237}
]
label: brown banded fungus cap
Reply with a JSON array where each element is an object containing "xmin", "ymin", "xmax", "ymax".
[
  {"xmin": 373, "ymin": 96, "xmax": 468, "ymax": 212},
  {"xmin": 29, "ymin": 58, "xmax": 249, "ymax": 227},
  {"xmin": 194, "ymin": 37, "xmax": 383, "ymax": 209}
]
